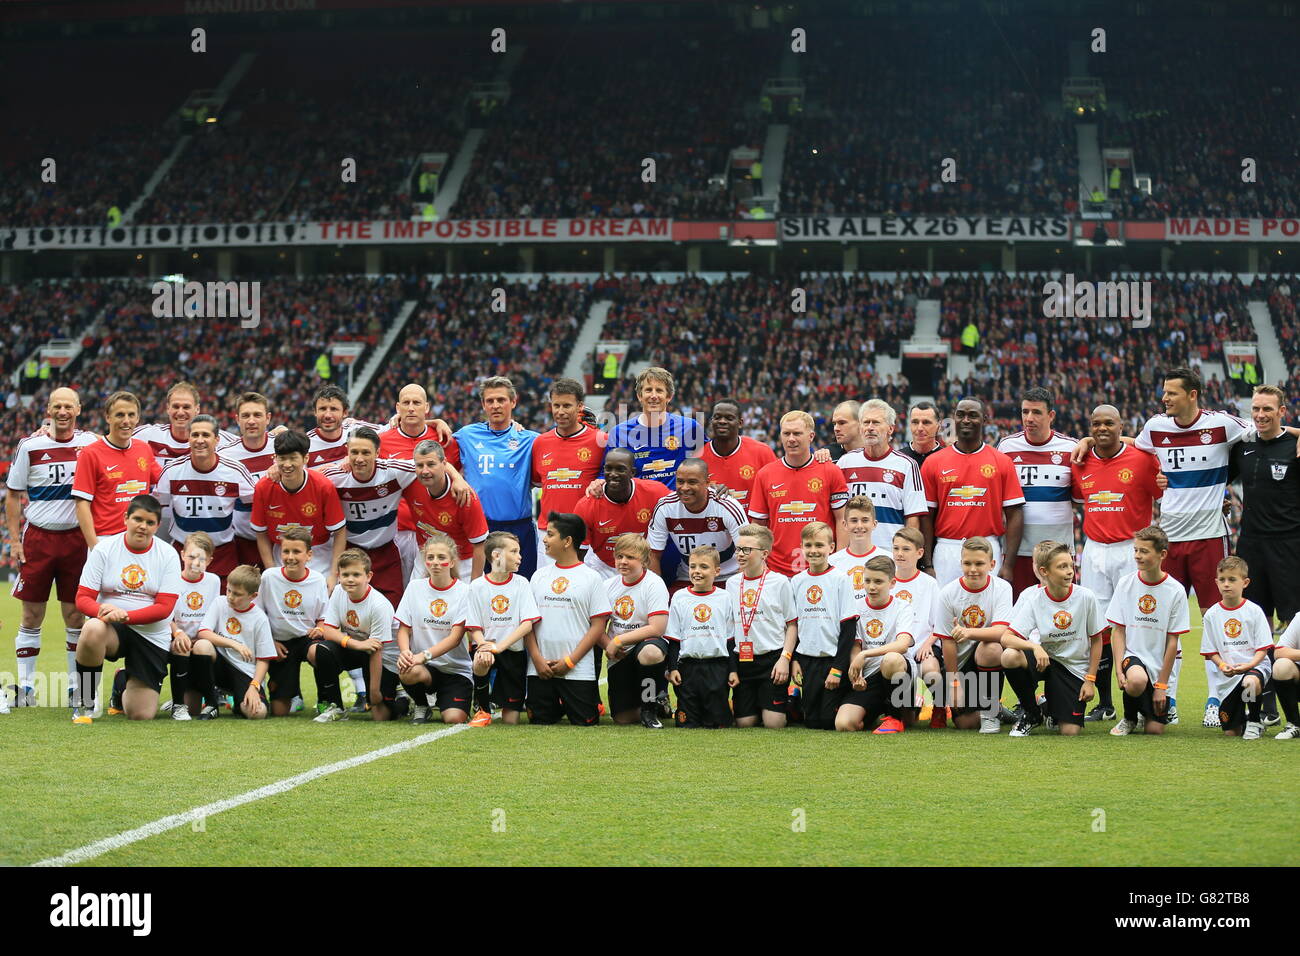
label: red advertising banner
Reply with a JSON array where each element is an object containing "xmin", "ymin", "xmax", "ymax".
[{"xmin": 1164, "ymin": 218, "xmax": 1300, "ymax": 242}]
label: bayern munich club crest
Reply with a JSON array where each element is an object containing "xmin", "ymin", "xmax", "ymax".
[
  {"xmin": 1199, "ymin": 430, "xmax": 1212, "ymax": 444},
  {"xmin": 1052, "ymin": 610, "xmax": 1073, "ymax": 629},
  {"xmin": 1138, "ymin": 594, "xmax": 1157, "ymax": 614},
  {"xmin": 883, "ymin": 472, "xmax": 895, "ymax": 483},
  {"xmin": 706, "ymin": 518, "xmax": 720, "ymax": 532},
  {"xmin": 1050, "ymin": 453, "xmax": 1063, "ymax": 465}
]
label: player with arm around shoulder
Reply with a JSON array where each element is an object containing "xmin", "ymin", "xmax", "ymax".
[{"xmin": 188, "ymin": 565, "xmax": 276, "ymax": 720}]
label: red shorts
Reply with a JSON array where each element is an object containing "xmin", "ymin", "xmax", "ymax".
[
  {"xmin": 234, "ymin": 535, "xmax": 263, "ymax": 570},
  {"xmin": 12, "ymin": 525, "xmax": 87, "ymax": 603},
  {"xmin": 1164, "ymin": 536, "xmax": 1229, "ymax": 610},
  {"xmin": 1012, "ymin": 555, "xmax": 1040, "ymax": 599},
  {"xmin": 363, "ymin": 540, "xmax": 404, "ymax": 608}
]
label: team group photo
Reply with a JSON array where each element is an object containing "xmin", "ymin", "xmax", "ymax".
[{"xmin": 1, "ymin": 0, "xmax": 1295, "ymax": 895}]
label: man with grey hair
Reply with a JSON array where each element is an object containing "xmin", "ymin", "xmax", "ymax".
[
  {"xmin": 453, "ymin": 376, "xmax": 542, "ymax": 578},
  {"xmin": 402, "ymin": 439, "xmax": 489, "ymax": 581},
  {"xmin": 836, "ymin": 399, "xmax": 926, "ymax": 552}
]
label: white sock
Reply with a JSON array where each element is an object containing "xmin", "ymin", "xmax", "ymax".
[
  {"xmin": 16, "ymin": 626, "xmax": 41, "ymax": 689},
  {"xmin": 349, "ymin": 668, "xmax": 366, "ymax": 694},
  {"xmin": 66, "ymin": 629, "xmax": 81, "ymax": 699},
  {"xmin": 1203, "ymin": 657, "xmax": 1219, "ymax": 702}
]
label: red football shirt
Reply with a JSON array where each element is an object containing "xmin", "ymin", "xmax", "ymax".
[
  {"xmin": 573, "ymin": 478, "xmax": 671, "ymax": 570},
  {"xmin": 250, "ymin": 469, "xmax": 346, "ymax": 550},
  {"xmin": 379, "ymin": 423, "xmax": 461, "ymax": 532},
  {"xmin": 1071, "ymin": 444, "xmax": 1163, "ymax": 543},
  {"xmin": 921, "ymin": 443, "xmax": 1026, "ymax": 540},
  {"xmin": 71, "ymin": 437, "xmax": 162, "ymax": 535},
  {"xmin": 699, "ymin": 437, "xmax": 778, "ymax": 509},
  {"xmin": 532, "ymin": 425, "xmax": 605, "ymax": 529},
  {"xmin": 748, "ymin": 456, "xmax": 850, "ymax": 576},
  {"xmin": 401, "ymin": 479, "xmax": 490, "ymax": 559}
]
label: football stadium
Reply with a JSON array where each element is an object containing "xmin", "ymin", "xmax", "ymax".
[{"xmin": 0, "ymin": 0, "xmax": 1295, "ymax": 901}]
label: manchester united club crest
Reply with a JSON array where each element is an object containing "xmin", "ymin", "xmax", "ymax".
[
  {"xmin": 577, "ymin": 447, "xmax": 593, "ymax": 462},
  {"xmin": 961, "ymin": 605, "xmax": 986, "ymax": 628},
  {"xmin": 897, "ymin": 589, "xmax": 913, "ymax": 603},
  {"xmin": 346, "ymin": 610, "xmax": 360, "ymax": 629},
  {"xmin": 741, "ymin": 588, "xmax": 758, "ymax": 609},
  {"xmin": 121, "ymin": 564, "xmax": 147, "ymax": 590},
  {"xmin": 438, "ymin": 512, "xmax": 453, "ymax": 526},
  {"xmin": 301, "ymin": 502, "xmax": 318, "ymax": 517},
  {"xmin": 227, "ymin": 618, "xmax": 242, "ymax": 635},
  {"xmin": 808, "ymin": 477, "xmax": 824, "ymax": 493},
  {"xmin": 864, "ymin": 618, "xmax": 884, "ymax": 639},
  {"xmin": 1137, "ymin": 594, "xmax": 1157, "ymax": 614},
  {"xmin": 1118, "ymin": 468, "xmax": 1134, "ymax": 484},
  {"xmin": 430, "ymin": 599, "xmax": 448, "ymax": 617},
  {"xmin": 614, "ymin": 595, "xmax": 635, "ymax": 620},
  {"xmin": 490, "ymin": 594, "xmax": 510, "ymax": 614},
  {"xmin": 1052, "ymin": 610, "xmax": 1073, "ymax": 630},
  {"xmin": 136, "ymin": 457, "xmax": 148, "ymax": 472},
  {"xmin": 980, "ymin": 463, "xmax": 996, "ymax": 478},
  {"xmin": 186, "ymin": 590, "xmax": 204, "ymax": 611},
  {"xmin": 665, "ymin": 436, "xmax": 680, "ymax": 451},
  {"xmin": 806, "ymin": 585, "xmax": 823, "ymax": 604},
  {"xmin": 851, "ymin": 567, "xmax": 866, "ymax": 590},
  {"xmin": 637, "ymin": 508, "xmax": 651, "ymax": 523},
  {"xmin": 1225, "ymin": 618, "xmax": 1242, "ymax": 639},
  {"xmin": 551, "ymin": 577, "xmax": 569, "ymax": 595},
  {"xmin": 740, "ymin": 465, "xmax": 755, "ymax": 480},
  {"xmin": 693, "ymin": 603, "xmax": 712, "ymax": 623},
  {"xmin": 1199, "ymin": 430, "xmax": 1212, "ymax": 444}
]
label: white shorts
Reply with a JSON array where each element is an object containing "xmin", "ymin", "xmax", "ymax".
[
  {"xmin": 582, "ymin": 549, "xmax": 619, "ymax": 581},
  {"xmin": 396, "ymin": 530, "xmax": 418, "ymax": 585},
  {"xmin": 536, "ymin": 526, "xmax": 556, "ymax": 571},
  {"xmin": 1080, "ymin": 539, "xmax": 1134, "ymax": 604},
  {"xmin": 933, "ymin": 537, "xmax": 1003, "ymax": 590}
]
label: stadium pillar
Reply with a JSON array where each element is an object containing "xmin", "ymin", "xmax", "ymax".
[
  {"xmin": 1160, "ymin": 247, "xmax": 1173, "ymax": 271},
  {"xmin": 1246, "ymin": 247, "xmax": 1259, "ymax": 273},
  {"xmin": 842, "ymin": 246, "xmax": 858, "ymax": 271},
  {"xmin": 1001, "ymin": 244, "xmax": 1016, "ymax": 271},
  {"xmin": 926, "ymin": 248, "xmax": 934, "ymax": 271},
  {"xmin": 520, "ymin": 247, "xmax": 535, "ymax": 273},
  {"xmin": 216, "ymin": 251, "xmax": 234, "ymax": 279},
  {"xmin": 147, "ymin": 253, "xmax": 165, "ymax": 276},
  {"xmin": 365, "ymin": 248, "xmax": 382, "ymax": 276},
  {"xmin": 603, "ymin": 248, "xmax": 616, "ymax": 273},
  {"xmin": 687, "ymin": 246, "xmax": 702, "ymax": 272},
  {"xmin": 445, "ymin": 249, "xmax": 455, "ymax": 274},
  {"xmin": 295, "ymin": 250, "xmax": 313, "ymax": 278}
]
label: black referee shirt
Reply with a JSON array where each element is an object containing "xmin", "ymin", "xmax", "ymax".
[
  {"xmin": 1230, "ymin": 431, "xmax": 1300, "ymax": 538},
  {"xmin": 900, "ymin": 440, "xmax": 947, "ymax": 469}
]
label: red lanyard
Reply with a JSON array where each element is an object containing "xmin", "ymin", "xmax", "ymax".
[{"xmin": 739, "ymin": 571, "xmax": 768, "ymax": 639}]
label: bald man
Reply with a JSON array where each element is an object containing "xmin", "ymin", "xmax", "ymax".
[
  {"xmin": 1071, "ymin": 404, "xmax": 1164, "ymax": 719},
  {"xmin": 379, "ymin": 382, "xmax": 464, "ymax": 582},
  {"xmin": 5, "ymin": 388, "xmax": 99, "ymax": 706},
  {"xmin": 828, "ymin": 401, "xmax": 864, "ymax": 462}
]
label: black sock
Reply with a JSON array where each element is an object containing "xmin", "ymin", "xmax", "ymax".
[
  {"xmin": 191, "ymin": 655, "xmax": 218, "ymax": 709},
  {"xmin": 473, "ymin": 672, "xmax": 491, "ymax": 712},
  {"xmin": 637, "ymin": 660, "xmax": 660, "ymax": 709},
  {"xmin": 1004, "ymin": 664, "xmax": 1041, "ymax": 719},
  {"xmin": 403, "ymin": 682, "xmax": 430, "ymax": 706},
  {"xmin": 76, "ymin": 664, "xmax": 102, "ymax": 710},
  {"xmin": 1276, "ymin": 680, "xmax": 1300, "ymax": 725},
  {"xmin": 390, "ymin": 696, "xmax": 410, "ymax": 719},
  {"xmin": 169, "ymin": 653, "xmax": 190, "ymax": 706},
  {"xmin": 312, "ymin": 644, "xmax": 344, "ymax": 707},
  {"xmin": 1096, "ymin": 643, "xmax": 1114, "ymax": 708},
  {"xmin": 1261, "ymin": 688, "xmax": 1278, "ymax": 719},
  {"xmin": 1247, "ymin": 696, "xmax": 1262, "ymax": 723},
  {"xmin": 1122, "ymin": 690, "xmax": 1139, "ymax": 721},
  {"xmin": 110, "ymin": 668, "xmax": 128, "ymax": 705}
]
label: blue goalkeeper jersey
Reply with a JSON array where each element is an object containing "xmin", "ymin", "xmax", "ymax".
[{"xmin": 605, "ymin": 413, "xmax": 705, "ymax": 491}]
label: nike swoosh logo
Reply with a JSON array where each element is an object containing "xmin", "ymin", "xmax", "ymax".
[
  {"xmin": 941, "ymin": 469, "xmax": 956, "ymax": 475},
  {"xmin": 1243, "ymin": 450, "xmax": 1255, "ymax": 456},
  {"xmin": 772, "ymin": 483, "xmax": 784, "ymax": 489},
  {"xmin": 1083, "ymin": 474, "xmax": 1093, "ymax": 480}
]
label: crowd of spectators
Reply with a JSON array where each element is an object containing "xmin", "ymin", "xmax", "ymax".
[
  {"xmin": 937, "ymin": 273, "xmax": 1257, "ymax": 436},
  {"xmin": 1099, "ymin": 22, "xmax": 1299, "ymax": 220},
  {"xmin": 358, "ymin": 275, "xmax": 591, "ymax": 430},
  {"xmin": 1264, "ymin": 276, "xmax": 1300, "ymax": 412},
  {"xmin": 451, "ymin": 28, "xmax": 769, "ymax": 221},
  {"xmin": 598, "ymin": 273, "xmax": 920, "ymax": 443},
  {"xmin": 781, "ymin": 21, "xmax": 1078, "ymax": 218}
]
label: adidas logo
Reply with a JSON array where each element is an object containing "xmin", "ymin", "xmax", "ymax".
[
  {"xmin": 1162, "ymin": 437, "xmax": 1171, "ymax": 445},
  {"xmin": 178, "ymin": 484, "xmax": 189, "ymax": 492},
  {"xmin": 1013, "ymin": 455, "xmax": 1023, "ymax": 463},
  {"xmin": 39, "ymin": 453, "xmax": 51, "ymax": 462}
]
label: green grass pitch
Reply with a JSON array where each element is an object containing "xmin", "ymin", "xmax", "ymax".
[{"xmin": 0, "ymin": 589, "xmax": 1294, "ymax": 867}]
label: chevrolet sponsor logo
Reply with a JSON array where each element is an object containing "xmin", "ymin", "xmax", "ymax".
[
  {"xmin": 1088, "ymin": 491, "xmax": 1124, "ymax": 505},
  {"xmin": 546, "ymin": 468, "xmax": 583, "ymax": 481},
  {"xmin": 116, "ymin": 480, "xmax": 149, "ymax": 496},
  {"xmin": 948, "ymin": 486, "xmax": 987, "ymax": 500},
  {"xmin": 777, "ymin": 501, "xmax": 817, "ymax": 515},
  {"xmin": 642, "ymin": 459, "xmax": 675, "ymax": 473}
]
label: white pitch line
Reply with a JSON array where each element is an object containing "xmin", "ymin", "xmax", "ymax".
[{"xmin": 33, "ymin": 723, "xmax": 470, "ymax": 867}]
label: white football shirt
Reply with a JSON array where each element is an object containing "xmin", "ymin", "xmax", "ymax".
[
  {"xmin": 790, "ymin": 566, "xmax": 858, "ymax": 658},
  {"xmin": 1006, "ymin": 584, "xmax": 1105, "ymax": 679},
  {"xmin": 666, "ymin": 587, "xmax": 734, "ymax": 660},
  {"xmin": 529, "ymin": 561, "xmax": 614, "ymax": 680},
  {"xmin": 466, "ymin": 573, "xmax": 541, "ymax": 654},
  {"xmin": 1104, "ymin": 571, "xmax": 1190, "ymax": 676}
]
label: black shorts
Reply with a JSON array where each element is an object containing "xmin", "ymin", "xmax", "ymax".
[
  {"xmin": 1218, "ymin": 670, "xmax": 1268, "ymax": 733},
  {"xmin": 840, "ymin": 658, "xmax": 914, "ymax": 721},
  {"xmin": 266, "ymin": 635, "xmax": 310, "ymax": 701},
  {"xmin": 674, "ymin": 657, "xmax": 732, "ymax": 728},
  {"xmin": 606, "ymin": 637, "xmax": 671, "ymax": 713},
  {"xmin": 104, "ymin": 623, "xmax": 170, "ymax": 693},
  {"xmin": 490, "ymin": 649, "xmax": 528, "ymax": 712},
  {"xmin": 938, "ymin": 642, "xmax": 993, "ymax": 713},
  {"xmin": 1119, "ymin": 655, "xmax": 1167, "ymax": 724},
  {"xmin": 731, "ymin": 649, "xmax": 787, "ymax": 720},
  {"xmin": 212, "ymin": 654, "xmax": 267, "ymax": 717},
  {"xmin": 417, "ymin": 668, "xmax": 474, "ymax": 713},
  {"xmin": 1017, "ymin": 650, "xmax": 1087, "ymax": 726},
  {"xmin": 796, "ymin": 654, "xmax": 846, "ymax": 730},
  {"xmin": 526, "ymin": 675, "xmax": 600, "ymax": 725}
]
